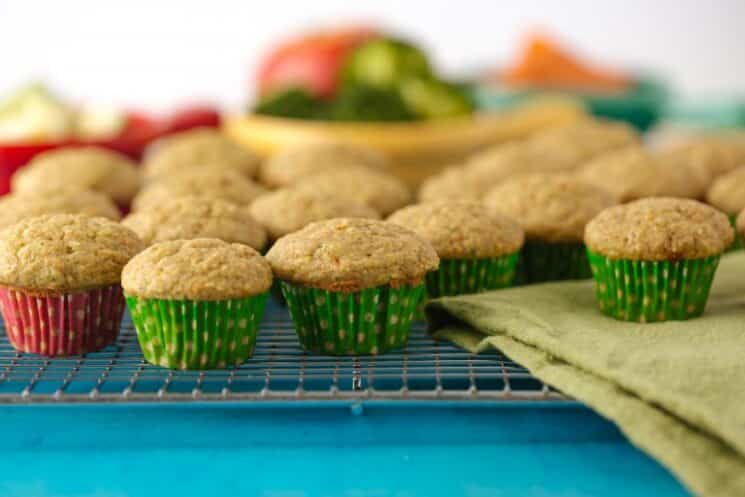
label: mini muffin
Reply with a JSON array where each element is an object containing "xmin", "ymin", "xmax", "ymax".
[
  {"xmin": 527, "ymin": 118, "xmax": 640, "ymax": 162},
  {"xmin": 131, "ymin": 169, "xmax": 266, "ymax": 211},
  {"xmin": 12, "ymin": 147, "xmax": 141, "ymax": 208},
  {"xmin": 662, "ymin": 137, "xmax": 745, "ymax": 180},
  {"xmin": 585, "ymin": 198, "xmax": 733, "ymax": 322},
  {"xmin": 123, "ymin": 238, "xmax": 272, "ymax": 369},
  {"xmin": 577, "ymin": 146, "xmax": 708, "ymax": 202},
  {"xmin": 706, "ymin": 166, "xmax": 745, "ymax": 216},
  {"xmin": 143, "ymin": 127, "xmax": 260, "ymax": 180},
  {"xmin": 259, "ymin": 142, "xmax": 388, "ymax": 188},
  {"xmin": 419, "ymin": 140, "xmax": 582, "ymax": 203},
  {"xmin": 249, "ymin": 187, "xmax": 380, "ymax": 241},
  {"xmin": 250, "ymin": 188, "xmax": 379, "ymax": 305},
  {"xmin": 706, "ymin": 166, "xmax": 745, "ymax": 250},
  {"xmin": 0, "ymin": 214, "xmax": 143, "ymax": 356},
  {"xmin": 295, "ymin": 167, "xmax": 411, "ymax": 216},
  {"xmin": 0, "ymin": 188, "xmax": 120, "ymax": 228},
  {"xmin": 388, "ymin": 201, "xmax": 524, "ymax": 298},
  {"xmin": 484, "ymin": 173, "xmax": 618, "ymax": 283},
  {"xmin": 122, "ymin": 196, "xmax": 267, "ymax": 250},
  {"xmin": 266, "ymin": 218, "xmax": 439, "ymax": 355}
]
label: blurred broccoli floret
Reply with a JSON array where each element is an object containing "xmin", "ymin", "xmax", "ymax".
[
  {"xmin": 252, "ymin": 88, "xmax": 330, "ymax": 119},
  {"xmin": 342, "ymin": 38, "xmax": 432, "ymax": 90},
  {"xmin": 330, "ymin": 85, "xmax": 415, "ymax": 122}
]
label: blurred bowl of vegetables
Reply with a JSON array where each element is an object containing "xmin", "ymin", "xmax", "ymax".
[
  {"xmin": 229, "ymin": 26, "xmax": 586, "ymax": 187},
  {"xmin": 0, "ymin": 84, "xmax": 221, "ymax": 195},
  {"xmin": 474, "ymin": 33, "xmax": 669, "ymax": 132}
]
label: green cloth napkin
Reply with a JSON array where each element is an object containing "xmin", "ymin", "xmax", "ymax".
[{"xmin": 426, "ymin": 252, "xmax": 745, "ymax": 497}]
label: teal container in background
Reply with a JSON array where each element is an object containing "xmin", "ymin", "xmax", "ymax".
[{"xmin": 472, "ymin": 77, "xmax": 669, "ymax": 131}]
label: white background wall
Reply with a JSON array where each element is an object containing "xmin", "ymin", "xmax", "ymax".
[{"xmin": 1, "ymin": 0, "xmax": 743, "ymax": 111}]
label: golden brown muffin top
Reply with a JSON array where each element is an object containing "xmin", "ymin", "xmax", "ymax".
[
  {"xmin": 705, "ymin": 166, "xmax": 745, "ymax": 215},
  {"xmin": 0, "ymin": 214, "xmax": 143, "ymax": 293},
  {"xmin": 266, "ymin": 218, "xmax": 439, "ymax": 292},
  {"xmin": 419, "ymin": 140, "xmax": 584, "ymax": 203},
  {"xmin": 527, "ymin": 118, "xmax": 640, "ymax": 161},
  {"xmin": 131, "ymin": 169, "xmax": 267, "ymax": 211},
  {"xmin": 12, "ymin": 147, "xmax": 141, "ymax": 204},
  {"xmin": 484, "ymin": 173, "xmax": 618, "ymax": 243},
  {"xmin": 259, "ymin": 142, "xmax": 388, "ymax": 188},
  {"xmin": 663, "ymin": 137, "xmax": 745, "ymax": 180},
  {"xmin": 418, "ymin": 164, "xmax": 488, "ymax": 202},
  {"xmin": 0, "ymin": 188, "xmax": 120, "ymax": 229},
  {"xmin": 143, "ymin": 127, "xmax": 260, "ymax": 180},
  {"xmin": 122, "ymin": 238, "xmax": 272, "ymax": 300},
  {"xmin": 576, "ymin": 146, "xmax": 707, "ymax": 202},
  {"xmin": 387, "ymin": 201, "xmax": 524, "ymax": 259},
  {"xmin": 295, "ymin": 167, "xmax": 411, "ymax": 216},
  {"xmin": 122, "ymin": 196, "xmax": 266, "ymax": 250},
  {"xmin": 249, "ymin": 187, "xmax": 379, "ymax": 240},
  {"xmin": 585, "ymin": 197, "xmax": 733, "ymax": 260}
]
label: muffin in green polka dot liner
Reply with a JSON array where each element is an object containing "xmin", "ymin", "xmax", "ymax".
[
  {"xmin": 387, "ymin": 201, "xmax": 524, "ymax": 299},
  {"xmin": 425, "ymin": 255, "xmax": 519, "ymax": 298},
  {"xmin": 585, "ymin": 198, "xmax": 733, "ymax": 323},
  {"xmin": 514, "ymin": 241, "xmax": 592, "ymax": 284},
  {"xmin": 121, "ymin": 239, "xmax": 273, "ymax": 369},
  {"xmin": 587, "ymin": 252, "xmax": 720, "ymax": 322},
  {"xmin": 280, "ymin": 282, "xmax": 423, "ymax": 355},
  {"xmin": 483, "ymin": 174, "xmax": 619, "ymax": 285},
  {"xmin": 266, "ymin": 218, "xmax": 440, "ymax": 356},
  {"xmin": 127, "ymin": 295, "xmax": 267, "ymax": 369}
]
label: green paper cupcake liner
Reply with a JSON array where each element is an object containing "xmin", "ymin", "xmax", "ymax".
[
  {"xmin": 126, "ymin": 293, "xmax": 268, "ymax": 369},
  {"xmin": 425, "ymin": 253, "xmax": 519, "ymax": 298},
  {"xmin": 515, "ymin": 241, "xmax": 592, "ymax": 284},
  {"xmin": 280, "ymin": 282, "xmax": 424, "ymax": 355},
  {"xmin": 587, "ymin": 250, "xmax": 720, "ymax": 322},
  {"xmin": 727, "ymin": 214, "xmax": 743, "ymax": 252}
]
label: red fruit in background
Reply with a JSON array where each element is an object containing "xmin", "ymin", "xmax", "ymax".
[
  {"xmin": 257, "ymin": 25, "xmax": 379, "ymax": 98},
  {"xmin": 166, "ymin": 105, "xmax": 221, "ymax": 134},
  {"xmin": 97, "ymin": 112, "xmax": 162, "ymax": 159}
]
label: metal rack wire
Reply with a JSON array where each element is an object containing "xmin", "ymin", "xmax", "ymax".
[{"xmin": 0, "ymin": 301, "xmax": 565, "ymax": 403}]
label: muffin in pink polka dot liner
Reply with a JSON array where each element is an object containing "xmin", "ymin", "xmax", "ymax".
[{"xmin": 0, "ymin": 214, "xmax": 143, "ymax": 357}]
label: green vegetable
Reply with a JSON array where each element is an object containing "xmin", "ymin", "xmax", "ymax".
[
  {"xmin": 330, "ymin": 85, "xmax": 415, "ymax": 122},
  {"xmin": 342, "ymin": 38, "xmax": 432, "ymax": 90},
  {"xmin": 400, "ymin": 78, "xmax": 474, "ymax": 119},
  {"xmin": 251, "ymin": 38, "xmax": 474, "ymax": 122},
  {"xmin": 252, "ymin": 88, "xmax": 330, "ymax": 119}
]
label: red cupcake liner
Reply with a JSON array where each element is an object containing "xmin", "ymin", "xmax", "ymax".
[{"xmin": 0, "ymin": 285, "xmax": 125, "ymax": 357}]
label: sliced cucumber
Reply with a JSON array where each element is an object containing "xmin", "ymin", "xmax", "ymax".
[
  {"xmin": 400, "ymin": 78, "xmax": 474, "ymax": 119},
  {"xmin": 342, "ymin": 38, "xmax": 432, "ymax": 90}
]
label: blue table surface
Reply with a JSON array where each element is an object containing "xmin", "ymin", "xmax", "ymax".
[{"xmin": 0, "ymin": 402, "xmax": 689, "ymax": 497}]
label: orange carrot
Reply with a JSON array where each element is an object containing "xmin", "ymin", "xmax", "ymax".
[{"xmin": 501, "ymin": 34, "xmax": 631, "ymax": 92}]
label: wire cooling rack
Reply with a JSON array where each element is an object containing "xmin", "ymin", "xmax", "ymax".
[{"xmin": 0, "ymin": 300, "xmax": 565, "ymax": 404}]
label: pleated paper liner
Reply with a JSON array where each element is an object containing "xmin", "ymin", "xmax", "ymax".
[
  {"xmin": 0, "ymin": 284, "xmax": 125, "ymax": 357},
  {"xmin": 280, "ymin": 282, "xmax": 424, "ymax": 355},
  {"xmin": 587, "ymin": 250, "xmax": 720, "ymax": 322},
  {"xmin": 126, "ymin": 293, "xmax": 268, "ymax": 370},
  {"xmin": 425, "ymin": 253, "xmax": 519, "ymax": 298},
  {"xmin": 727, "ymin": 214, "xmax": 743, "ymax": 252},
  {"xmin": 516, "ymin": 241, "xmax": 592, "ymax": 284}
]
